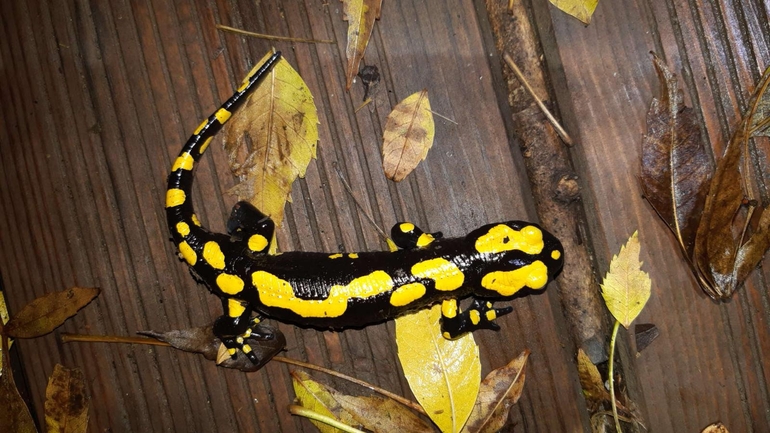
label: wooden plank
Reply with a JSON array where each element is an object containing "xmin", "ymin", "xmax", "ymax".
[
  {"xmin": 0, "ymin": 0, "xmax": 584, "ymax": 431},
  {"xmin": 531, "ymin": 0, "xmax": 770, "ymax": 430}
]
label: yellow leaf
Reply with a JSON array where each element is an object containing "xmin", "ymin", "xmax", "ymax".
[
  {"xmin": 461, "ymin": 351, "xmax": 528, "ymax": 433},
  {"xmin": 291, "ymin": 371, "xmax": 359, "ymax": 433},
  {"xmin": 45, "ymin": 364, "xmax": 89, "ymax": 433},
  {"xmin": 4, "ymin": 287, "xmax": 100, "ymax": 339},
  {"xmin": 396, "ymin": 304, "xmax": 480, "ymax": 433},
  {"xmin": 331, "ymin": 393, "xmax": 435, "ymax": 433},
  {"xmin": 549, "ymin": 0, "xmax": 598, "ymax": 25},
  {"xmin": 224, "ymin": 51, "xmax": 319, "ymax": 230},
  {"xmin": 701, "ymin": 422, "xmax": 729, "ymax": 433},
  {"xmin": 382, "ymin": 90, "xmax": 435, "ymax": 182},
  {"xmin": 600, "ymin": 231, "xmax": 651, "ymax": 328},
  {"xmin": 340, "ymin": 0, "xmax": 382, "ymax": 90}
]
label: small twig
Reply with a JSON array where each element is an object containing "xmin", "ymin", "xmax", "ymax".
[
  {"xmin": 428, "ymin": 109, "xmax": 458, "ymax": 125},
  {"xmin": 217, "ymin": 25, "xmax": 334, "ymax": 44},
  {"xmin": 354, "ymin": 98, "xmax": 372, "ymax": 113},
  {"xmin": 503, "ymin": 53, "xmax": 573, "ymax": 145},
  {"xmin": 333, "ymin": 164, "xmax": 390, "ymax": 244},
  {"xmin": 61, "ymin": 333, "xmax": 173, "ymax": 346},
  {"xmin": 289, "ymin": 405, "xmax": 365, "ymax": 433}
]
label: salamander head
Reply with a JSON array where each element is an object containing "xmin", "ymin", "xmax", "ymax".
[{"xmin": 468, "ymin": 221, "xmax": 564, "ymax": 298}]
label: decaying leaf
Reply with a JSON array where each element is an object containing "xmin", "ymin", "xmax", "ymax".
[
  {"xmin": 634, "ymin": 323, "xmax": 659, "ymax": 354},
  {"xmin": 332, "ymin": 392, "xmax": 435, "ymax": 433},
  {"xmin": 382, "ymin": 89, "xmax": 435, "ymax": 182},
  {"xmin": 577, "ymin": 348, "xmax": 611, "ymax": 413},
  {"xmin": 0, "ymin": 291, "xmax": 10, "ymax": 374},
  {"xmin": 291, "ymin": 371, "xmax": 360, "ymax": 433},
  {"xmin": 600, "ymin": 231, "xmax": 651, "ymax": 328},
  {"xmin": 45, "ymin": 364, "xmax": 89, "ymax": 433},
  {"xmin": 548, "ymin": 0, "xmax": 599, "ymax": 25},
  {"xmin": 340, "ymin": 0, "xmax": 382, "ymax": 90},
  {"xmin": 0, "ymin": 337, "xmax": 37, "ymax": 433},
  {"xmin": 138, "ymin": 324, "xmax": 285, "ymax": 372},
  {"xmin": 694, "ymin": 66, "xmax": 770, "ymax": 299},
  {"xmin": 396, "ymin": 304, "xmax": 480, "ymax": 433},
  {"xmin": 701, "ymin": 422, "xmax": 729, "ymax": 433},
  {"xmin": 461, "ymin": 351, "xmax": 529, "ymax": 433},
  {"xmin": 641, "ymin": 54, "xmax": 712, "ymax": 261},
  {"xmin": 224, "ymin": 51, "xmax": 319, "ymax": 231},
  {"xmin": 4, "ymin": 287, "xmax": 100, "ymax": 339}
]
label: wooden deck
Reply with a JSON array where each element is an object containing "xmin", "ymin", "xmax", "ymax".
[{"xmin": 0, "ymin": 0, "xmax": 768, "ymax": 431}]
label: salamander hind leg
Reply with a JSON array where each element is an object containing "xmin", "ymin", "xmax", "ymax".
[
  {"xmin": 227, "ymin": 201, "xmax": 274, "ymax": 254},
  {"xmin": 440, "ymin": 298, "xmax": 513, "ymax": 339},
  {"xmin": 390, "ymin": 222, "xmax": 442, "ymax": 250},
  {"xmin": 214, "ymin": 298, "xmax": 281, "ymax": 364}
]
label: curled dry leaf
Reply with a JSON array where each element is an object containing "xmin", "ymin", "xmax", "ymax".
[
  {"xmin": 395, "ymin": 304, "xmax": 479, "ymax": 433},
  {"xmin": 4, "ymin": 287, "xmax": 100, "ymax": 339},
  {"xmin": 701, "ymin": 422, "xmax": 729, "ymax": 433},
  {"xmin": 291, "ymin": 371, "xmax": 360, "ymax": 433},
  {"xmin": 548, "ymin": 0, "xmax": 599, "ymax": 25},
  {"xmin": 641, "ymin": 54, "xmax": 712, "ymax": 262},
  {"xmin": 600, "ymin": 231, "xmax": 651, "ymax": 328},
  {"xmin": 694, "ymin": 66, "xmax": 770, "ymax": 299},
  {"xmin": 340, "ymin": 0, "xmax": 382, "ymax": 90},
  {"xmin": 224, "ymin": 51, "xmax": 319, "ymax": 231},
  {"xmin": 331, "ymin": 392, "xmax": 435, "ymax": 433},
  {"xmin": 45, "ymin": 364, "xmax": 89, "ymax": 433},
  {"xmin": 138, "ymin": 323, "xmax": 285, "ymax": 372},
  {"xmin": 382, "ymin": 89, "xmax": 435, "ymax": 182},
  {"xmin": 461, "ymin": 350, "xmax": 529, "ymax": 433}
]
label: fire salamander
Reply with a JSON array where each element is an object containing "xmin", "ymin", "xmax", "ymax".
[{"xmin": 166, "ymin": 52, "xmax": 564, "ymax": 363}]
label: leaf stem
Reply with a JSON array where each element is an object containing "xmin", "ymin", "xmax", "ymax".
[
  {"xmin": 216, "ymin": 25, "xmax": 334, "ymax": 44},
  {"xmin": 609, "ymin": 320, "xmax": 622, "ymax": 433},
  {"xmin": 288, "ymin": 404, "xmax": 365, "ymax": 433}
]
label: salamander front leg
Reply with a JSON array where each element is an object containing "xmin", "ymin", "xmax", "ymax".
[
  {"xmin": 390, "ymin": 222, "xmax": 442, "ymax": 250},
  {"xmin": 213, "ymin": 298, "xmax": 278, "ymax": 363},
  {"xmin": 439, "ymin": 299, "xmax": 513, "ymax": 339}
]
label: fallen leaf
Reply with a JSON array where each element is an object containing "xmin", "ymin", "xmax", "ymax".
[
  {"xmin": 138, "ymin": 323, "xmax": 285, "ymax": 372},
  {"xmin": 548, "ymin": 0, "xmax": 599, "ymax": 24},
  {"xmin": 694, "ymin": 66, "xmax": 770, "ymax": 299},
  {"xmin": 640, "ymin": 54, "xmax": 712, "ymax": 261},
  {"xmin": 291, "ymin": 371, "xmax": 359, "ymax": 432},
  {"xmin": 340, "ymin": 0, "xmax": 382, "ymax": 90},
  {"xmin": 0, "ymin": 337, "xmax": 37, "ymax": 433},
  {"xmin": 332, "ymin": 393, "xmax": 435, "ymax": 433},
  {"xmin": 224, "ymin": 51, "xmax": 319, "ymax": 232},
  {"xmin": 45, "ymin": 364, "xmax": 89, "ymax": 433},
  {"xmin": 396, "ymin": 304, "xmax": 480, "ymax": 433},
  {"xmin": 577, "ymin": 348, "xmax": 611, "ymax": 413},
  {"xmin": 461, "ymin": 351, "xmax": 528, "ymax": 433},
  {"xmin": 701, "ymin": 422, "xmax": 729, "ymax": 433},
  {"xmin": 634, "ymin": 323, "xmax": 659, "ymax": 354},
  {"xmin": 0, "ymin": 291, "xmax": 11, "ymax": 374},
  {"xmin": 4, "ymin": 287, "xmax": 100, "ymax": 339},
  {"xmin": 600, "ymin": 231, "xmax": 651, "ymax": 328},
  {"xmin": 382, "ymin": 89, "xmax": 435, "ymax": 182}
]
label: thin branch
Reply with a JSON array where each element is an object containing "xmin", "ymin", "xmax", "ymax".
[{"xmin": 217, "ymin": 25, "xmax": 334, "ymax": 44}]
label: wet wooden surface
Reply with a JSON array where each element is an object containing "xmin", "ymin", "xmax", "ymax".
[{"xmin": 0, "ymin": 0, "xmax": 768, "ymax": 432}]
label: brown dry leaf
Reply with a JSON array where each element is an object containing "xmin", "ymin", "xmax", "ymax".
[
  {"xmin": 701, "ymin": 422, "xmax": 729, "ymax": 433},
  {"xmin": 4, "ymin": 287, "xmax": 100, "ymax": 339},
  {"xmin": 138, "ymin": 324, "xmax": 285, "ymax": 372},
  {"xmin": 577, "ymin": 348, "xmax": 611, "ymax": 413},
  {"xmin": 45, "ymin": 364, "xmax": 89, "ymax": 433},
  {"xmin": 641, "ymin": 54, "xmax": 712, "ymax": 262},
  {"xmin": 225, "ymin": 51, "xmax": 319, "ymax": 231},
  {"xmin": 331, "ymin": 393, "xmax": 435, "ymax": 433},
  {"xmin": 382, "ymin": 89, "xmax": 435, "ymax": 182},
  {"xmin": 694, "ymin": 66, "xmax": 770, "ymax": 299},
  {"xmin": 340, "ymin": 0, "xmax": 382, "ymax": 90},
  {"xmin": 548, "ymin": 0, "xmax": 599, "ymax": 24},
  {"xmin": 0, "ymin": 337, "xmax": 37, "ymax": 433},
  {"xmin": 461, "ymin": 350, "xmax": 528, "ymax": 433}
]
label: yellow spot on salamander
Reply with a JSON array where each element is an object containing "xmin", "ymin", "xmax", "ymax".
[
  {"xmin": 475, "ymin": 224, "xmax": 544, "ymax": 255},
  {"xmin": 329, "ymin": 253, "xmax": 343, "ymax": 259},
  {"xmin": 200, "ymin": 136, "xmax": 213, "ymax": 154},
  {"xmin": 399, "ymin": 222, "xmax": 415, "ymax": 233},
  {"xmin": 237, "ymin": 81, "xmax": 249, "ymax": 93},
  {"xmin": 412, "ymin": 258, "xmax": 465, "ymax": 291},
  {"xmin": 215, "ymin": 108, "xmax": 232, "ymax": 124},
  {"xmin": 193, "ymin": 119, "xmax": 208, "ymax": 135},
  {"xmin": 485, "ymin": 309, "xmax": 497, "ymax": 321},
  {"xmin": 390, "ymin": 283, "xmax": 426, "ymax": 307},
  {"xmin": 166, "ymin": 189, "xmax": 186, "ymax": 208},
  {"xmin": 481, "ymin": 260, "xmax": 549, "ymax": 296},
  {"xmin": 171, "ymin": 153, "xmax": 194, "ymax": 171},
  {"xmin": 348, "ymin": 253, "xmax": 359, "ymax": 259},
  {"xmin": 217, "ymin": 273, "xmax": 245, "ymax": 295},
  {"xmin": 551, "ymin": 250, "xmax": 561, "ymax": 260},
  {"xmin": 203, "ymin": 241, "xmax": 226, "ymax": 270},
  {"xmin": 441, "ymin": 299, "xmax": 458, "ymax": 319},
  {"xmin": 191, "ymin": 214, "xmax": 201, "ymax": 226},
  {"xmin": 442, "ymin": 332, "xmax": 452, "ymax": 339},
  {"xmin": 228, "ymin": 299, "xmax": 246, "ymax": 318},
  {"xmin": 242, "ymin": 344, "xmax": 252, "ymax": 354},
  {"xmin": 248, "ymin": 234, "xmax": 269, "ymax": 252},
  {"xmin": 178, "ymin": 241, "xmax": 197, "ymax": 265},
  {"xmin": 228, "ymin": 348, "xmax": 237, "ymax": 356},
  {"xmin": 253, "ymin": 270, "xmax": 394, "ymax": 318},
  {"xmin": 416, "ymin": 233, "xmax": 435, "ymax": 247},
  {"xmin": 176, "ymin": 222, "xmax": 190, "ymax": 237},
  {"xmin": 236, "ymin": 336, "xmax": 244, "ymax": 344},
  {"xmin": 469, "ymin": 309, "xmax": 481, "ymax": 325}
]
